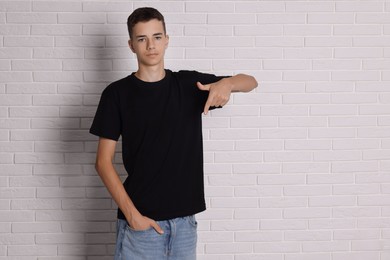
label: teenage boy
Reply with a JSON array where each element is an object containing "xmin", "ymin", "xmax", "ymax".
[{"xmin": 90, "ymin": 7, "xmax": 258, "ymax": 260}]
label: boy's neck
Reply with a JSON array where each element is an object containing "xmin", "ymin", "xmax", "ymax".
[{"xmin": 134, "ymin": 66, "xmax": 166, "ymax": 82}]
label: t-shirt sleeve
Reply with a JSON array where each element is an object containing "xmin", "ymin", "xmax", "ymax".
[
  {"xmin": 195, "ymin": 71, "xmax": 231, "ymax": 111},
  {"xmin": 89, "ymin": 85, "xmax": 121, "ymax": 141}
]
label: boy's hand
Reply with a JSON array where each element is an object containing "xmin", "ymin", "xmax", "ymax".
[
  {"xmin": 128, "ymin": 214, "xmax": 164, "ymax": 234},
  {"xmin": 197, "ymin": 78, "xmax": 232, "ymax": 115}
]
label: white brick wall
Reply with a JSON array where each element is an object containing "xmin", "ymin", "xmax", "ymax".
[{"xmin": 1, "ymin": 0, "xmax": 389, "ymax": 259}]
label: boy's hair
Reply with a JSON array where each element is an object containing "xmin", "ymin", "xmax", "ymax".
[{"xmin": 127, "ymin": 7, "xmax": 166, "ymax": 39}]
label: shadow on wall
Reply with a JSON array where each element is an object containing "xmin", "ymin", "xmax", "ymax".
[{"xmin": 57, "ymin": 35, "xmax": 133, "ymax": 257}]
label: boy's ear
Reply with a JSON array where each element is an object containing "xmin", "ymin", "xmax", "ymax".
[
  {"xmin": 165, "ymin": 35, "xmax": 169, "ymax": 49},
  {"xmin": 128, "ymin": 39, "xmax": 135, "ymax": 53}
]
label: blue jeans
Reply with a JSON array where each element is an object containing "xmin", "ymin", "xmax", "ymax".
[{"xmin": 114, "ymin": 215, "xmax": 197, "ymax": 260}]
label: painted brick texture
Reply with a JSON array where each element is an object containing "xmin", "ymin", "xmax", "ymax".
[{"xmin": 1, "ymin": 0, "xmax": 389, "ymax": 259}]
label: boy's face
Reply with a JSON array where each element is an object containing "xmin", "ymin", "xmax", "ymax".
[{"xmin": 128, "ymin": 19, "xmax": 169, "ymax": 68}]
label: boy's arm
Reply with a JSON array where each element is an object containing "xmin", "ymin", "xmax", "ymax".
[
  {"xmin": 197, "ymin": 73, "xmax": 258, "ymax": 115},
  {"xmin": 95, "ymin": 137, "xmax": 163, "ymax": 234}
]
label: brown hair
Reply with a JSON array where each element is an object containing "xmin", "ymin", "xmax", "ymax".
[{"xmin": 127, "ymin": 7, "xmax": 166, "ymax": 39}]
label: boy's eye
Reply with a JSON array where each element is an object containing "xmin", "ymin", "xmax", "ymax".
[
  {"xmin": 155, "ymin": 36, "xmax": 162, "ymax": 40},
  {"xmin": 137, "ymin": 38, "xmax": 146, "ymax": 42}
]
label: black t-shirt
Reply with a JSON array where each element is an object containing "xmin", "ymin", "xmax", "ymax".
[{"xmin": 89, "ymin": 69, "xmax": 227, "ymax": 221}]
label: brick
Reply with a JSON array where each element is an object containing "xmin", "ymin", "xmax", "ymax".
[
  {"xmin": 284, "ymin": 25, "xmax": 332, "ymax": 36},
  {"xmin": 82, "ymin": 2, "xmax": 131, "ymax": 12},
  {"xmin": 309, "ymin": 127, "xmax": 356, "ymax": 139},
  {"xmin": 35, "ymin": 233, "xmax": 84, "ymax": 244},
  {"xmin": 358, "ymin": 127, "xmax": 390, "ymax": 138},
  {"xmin": 284, "ymin": 185, "xmax": 331, "ymax": 196},
  {"xmin": 261, "ymin": 105, "xmax": 308, "ymax": 116},
  {"xmin": 205, "ymin": 243, "xmax": 252, "ymax": 254},
  {"xmin": 310, "ymin": 105, "xmax": 357, "ymax": 116},
  {"xmin": 254, "ymin": 242, "xmax": 301, "ymax": 253},
  {"xmin": 166, "ymin": 13, "xmax": 207, "ymax": 24},
  {"xmin": 235, "ymin": 48, "xmax": 282, "ymax": 59},
  {"xmin": 336, "ymin": 2, "xmax": 384, "ymax": 12},
  {"xmin": 284, "ymin": 48, "xmax": 332, "ymax": 59},
  {"xmin": 332, "ymin": 161, "xmax": 378, "ymax": 173},
  {"xmin": 12, "ymin": 222, "xmax": 60, "ymax": 233},
  {"xmin": 332, "ymin": 206, "xmax": 380, "ymax": 218},
  {"xmin": 256, "ymin": 37, "xmax": 303, "ymax": 47},
  {"xmin": 63, "ymin": 59, "xmax": 111, "ymax": 71},
  {"xmin": 62, "ymin": 199, "xmax": 111, "ymax": 210},
  {"xmin": 309, "ymin": 196, "xmax": 356, "ymax": 207},
  {"xmin": 11, "ymin": 199, "xmax": 61, "ymax": 210},
  {"xmin": 7, "ymin": 12, "xmax": 57, "ymax": 24},
  {"xmin": 260, "ymin": 197, "xmax": 307, "ymax": 208},
  {"xmin": 308, "ymin": 13, "xmax": 354, "ymax": 24},
  {"xmin": 257, "ymin": 13, "xmax": 305, "ymax": 24},
  {"xmin": 284, "ymin": 139, "xmax": 330, "ymax": 150},
  {"xmin": 37, "ymin": 187, "xmax": 85, "ymax": 198},
  {"xmin": 8, "ymin": 245, "xmax": 57, "ymax": 256},
  {"xmin": 0, "ymin": 24, "xmax": 29, "ymax": 35},
  {"xmin": 284, "ymin": 230, "xmax": 331, "ymax": 241},
  {"xmin": 0, "ymin": 211, "xmax": 34, "ymax": 222},
  {"xmin": 58, "ymin": 13, "xmax": 106, "ymax": 24},
  {"xmin": 31, "ymin": 118, "xmax": 80, "ymax": 129},
  {"xmin": 11, "ymin": 130, "xmax": 60, "ymax": 141},
  {"xmin": 258, "ymin": 174, "xmax": 306, "ymax": 185},
  {"xmin": 33, "ymin": 1, "xmax": 81, "ymax": 12},
  {"xmin": 0, "ymin": 234, "xmax": 34, "ymax": 245},
  {"xmin": 186, "ymin": 2, "xmax": 233, "ymax": 13},
  {"xmin": 302, "ymin": 241, "xmax": 349, "ymax": 252},
  {"xmin": 0, "ymin": 119, "xmax": 29, "ymax": 129},
  {"xmin": 286, "ymin": 2, "xmax": 334, "ymax": 12},
  {"xmin": 355, "ymin": 37, "xmax": 390, "ymax": 47},
  {"xmin": 330, "ymin": 116, "xmax": 377, "ymax": 127},
  {"xmin": 356, "ymin": 13, "xmax": 390, "ymax": 24},
  {"xmin": 333, "ymin": 184, "xmax": 380, "ymax": 195},
  {"xmin": 6, "ymin": 83, "xmax": 56, "ymax": 94},
  {"xmin": 313, "ymin": 150, "xmax": 361, "ymax": 161},
  {"xmin": 184, "ymin": 25, "xmax": 232, "ymax": 36},
  {"xmin": 260, "ymin": 128, "xmax": 307, "ymax": 139},
  {"xmin": 234, "ymin": 186, "xmax": 282, "ymax": 197},
  {"xmin": 333, "ymin": 252, "xmax": 380, "ymax": 260},
  {"xmin": 332, "ymin": 71, "xmax": 380, "ymax": 81},
  {"xmin": 286, "ymin": 254, "xmax": 330, "ymax": 260},
  {"xmin": 233, "ymin": 163, "xmax": 280, "ymax": 174},
  {"xmin": 313, "ymin": 59, "xmax": 360, "ymax": 70},
  {"xmin": 283, "ymin": 94, "xmax": 329, "ymax": 104},
  {"xmin": 215, "ymin": 151, "xmax": 262, "ymax": 163},
  {"xmin": 235, "ymin": 25, "xmax": 283, "ymax": 36},
  {"xmin": 234, "ymin": 140, "xmax": 282, "ymax": 151},
  {"xmin": 235, "ymin": 230, "xmax": 281, "ymax": 242},
  {"xmin": 33, "ymin": 48, "xmax": 84, "ymax": 59},
  {"xmin": 206, "ymin": 36, "xmax": 254, "ymax": 47},
  {"xmin": 31, "ymin": 25, "xmax": 81, "ymax": 36},
  {"xmin": 235, "ymin": 208, "xmax": 282, "ymax": 220},
  {"xmin": 264, "ymin": 151, "xmax": 312, "ymax": 162},
  {"xmin": 332, "ymin": 139, "xmax": 380, "ymax": 150},
  {"xmin": 235, "ymin": 2, "xmax": 284, "ymax": 13},
  {"xmin": 282, "ymin": 162, "xmax": 330, "ymax": 174},
  {"xmin": 12, "ymin": 60, "xmax": 61, "ymax": 71},
  {"xmin": 307, "ymin": 173, "xmax": 354, "ymax": 184},
  {"xmin": 133, "ymin": 2, "xmax": 183, "ymax": 12},
  {"xmin": 264, "ymin": 60, "xmax": 311, "ymax": 70},
  {"xmin": 309, "ymin": 218, "xmax": 356, "ymax": 229},
  {"xmin": 0, "ymin": 72, "xmax": 32, "ymax": 83},
  {"xmin": 33, "ymin": 71, "xmax": 83, "ymax": 82},
  {"xmin": 305, "ymin": 37, "xmax": 352, "ymax": 47},
  {"xmin": 213, "ymin": 59, "xmax": 261, "ymax": 70},
  {"xmin": 10, "ymin": 106, "xmax": 59, "ymax": 117},
  {"xmin": 34, "ymin": 164, "xmax": 82, "ymax": 175},
  {"xmin": 0, "ymin": 164, "xmax": 32, "ymax": 175},
  {"xmin": 306, "ymin": 82, "xmax": 354, "ymax": 93},
  {"xmin": 334, "ymin": 47, "xmax": 383, "ymax": 58},
  {"xmin": 0, "ymin": 1, "xmax": 31, "ymax": 12}
]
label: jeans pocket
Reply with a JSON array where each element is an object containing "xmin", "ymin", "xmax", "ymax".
[
  {"xmin": 187, "ymin": 215, "xmax": 198, "ymax": 228},
  {"xmin": 126, "ymin": 224, "xmax": 154, "ymax": 233}
]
